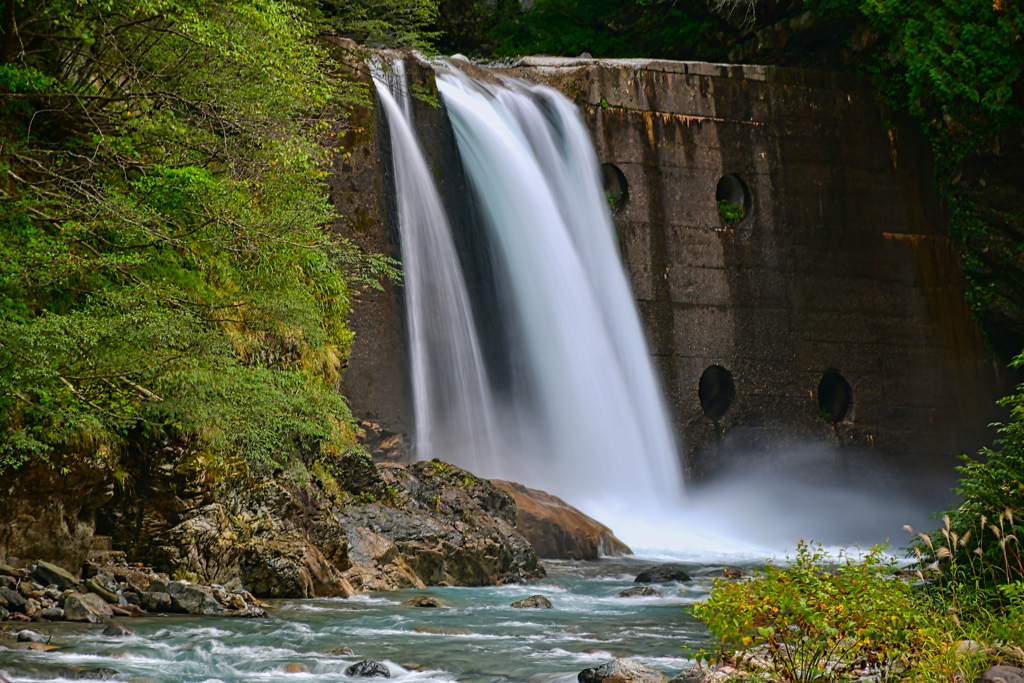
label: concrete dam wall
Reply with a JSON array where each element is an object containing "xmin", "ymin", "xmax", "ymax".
[{"xmin": 332, "ymin": 49, "xmax": 1005, "ymax": 489}]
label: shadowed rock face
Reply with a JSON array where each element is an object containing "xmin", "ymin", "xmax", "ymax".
[{"xmin": 490, "ymin": 480, "xmax": 631, "ymax": 560}]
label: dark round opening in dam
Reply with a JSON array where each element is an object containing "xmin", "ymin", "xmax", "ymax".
[
  {"xmin": 601, "ymin": 163, "xmax": 629, "ymax": 212},
  {"xmin": 818, "ymin": 372, "xmax": 852, "ymax": 423},
  {"xmin": 699, "ymin": 365, "xmax": 735, "ymax": 421}
]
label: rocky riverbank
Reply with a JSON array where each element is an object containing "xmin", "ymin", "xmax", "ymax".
[{"xmin": 1, "ymin": 446, "xmax": 546, "ymax": 600}]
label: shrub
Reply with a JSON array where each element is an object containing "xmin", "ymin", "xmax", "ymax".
[
  {"xmin": 717, "ymin": 200, "xmax": 745, "ymax": 226},
  {"xmin": 692, "ymin": 542, "xmax": 931, "ymax": 681}
]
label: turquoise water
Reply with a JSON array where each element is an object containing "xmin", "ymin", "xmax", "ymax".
[{"xmin": 0, "ymin": 556, "xmax": 754, "ymax": 683}]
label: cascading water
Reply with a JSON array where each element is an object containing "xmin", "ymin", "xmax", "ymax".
[
  {"xmin": 370, "ymin": 61, "xmax": 502, "ymax": 469},
  {"xmin": 376, "ymin": 57, "xmax": 695, "ymax": 547},
  {"xmin": 434, "ymin": 70, "xmax": 683, "ymax": 507}
]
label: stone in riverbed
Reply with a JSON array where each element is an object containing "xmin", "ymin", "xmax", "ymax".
[
  {"xmin": 141, "ymin": 591, "xmax": 171, "ymax": 612},
  {"xmin": 64, "ymin": 592, "xmax": 113, "ymax": 623},
  {"xmin": 579, "ymin": 658, "xmax": 669, "ymax": 683},
  {"xmin": 327, "ymin": 646, "xmax": 356, "ymax": 656},
  {"xmin": 633, "ymin": 564, "xmax": 691, "ymax": 584},
  {"xmin": 400, "ymin": 595, "xmax": 442, "ymax": 608},
  {"xmin": 33, "ymin": 561, "xmax": 81, "ymax": 591},
  {"xmin": 0, "ymin": 585, "xmax": 26, "ymax": 612},
  {"xmin": 412, "ymin": 626, "xmax": 472, "ymax": 635},
  {"xmin": 226, "ymin": 593, "xmax": 247, "ymax": 610},
  {"xmin": 17, "ymin": 629, "xmax": 46, "ymax": 643},
  {"xmin": 35, "ymin": 607, "xmax": 64, "ymax": 621},
  {"xmin": 617, "ymin": 586, "xmax": 660, "ymax": 598},
  {"xmin": 0, "ymin": 605, "xmax": 8, "ymax": 620},
  {"xmin": 102, "ymin": 622, "xmax": 139, "ymax": 637},
  {"xmin": 977, "ymin": 666, "xmax": 1024, "ymax": 683},
  {"xmin": 346, "ymin": 660, "xmax": 391, "ymax": 678},
  {"xmin": 510, "ymin": 595, "xmax": 552, "ymax": 609}
]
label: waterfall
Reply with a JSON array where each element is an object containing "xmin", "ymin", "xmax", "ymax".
[
  {"xmin": 371, "ymin": 62, "xmax": 502, "ymax": 471},
  {"xmin": 375, "ymin": 59, "xmax": 684, "ymax": 525}
]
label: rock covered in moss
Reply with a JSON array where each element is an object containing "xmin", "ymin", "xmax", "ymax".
[
  {"xmin": 511, "ymin": 594, "xmax": 552, "ymax": 608},
  {"xmin": 579, "ymin": 658, "xmax": 668, "ymax": 683}
]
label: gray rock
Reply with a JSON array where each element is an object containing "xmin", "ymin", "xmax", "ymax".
[
  {"xmin": 35, "ymin": 607, "xmax": 64, "ymax": 621},
  {"xmin": 579, "ymin": 659, "xmax": 669, "ymax": 683},
  {"xmin": 17, "ymin": 629, "xmax": 46, "ymax": 643},
  {"xmin": 618, "ymin": 586, "xmax": 661, "ymax": 598},
  {"xmin": 227, "ymin": 605, "xmax": 267, "ymax": 618},
  {"xmin": 102, "ymin": 622, "xmax": 139, "ymax": 637},
  {"xmin": 141, "ymin": 591, "xmax": 171, "ymax": 612},
  {"xmin": 346, "ymin": 660, "xmax": 391, "ymax": 678},
  {"xmin": 977, "ymin": 666, "xmax": 1024, "ymax": 683},
  {"xmin": 634, "ymin": 564, "xmax": 692, "ymax": 583},
  {"xmin": 400, "ymin": 595, "xmax": 442, "ymax": 608},
  {"xmin": 163, "ymin": 581, "xmax": 225, "ymax": 615},
  {"xmin": 75, "ymin": 668, "xmax": 120, "ymax": 680},
  {"xmin": 24, "ymin": 597, "xmax": 40, "ymax": 616},
  {"xmin": 121, "ymin": 591, "xmax": 140, "ymax": 606},
  {"xmin": 668, "ymin": 668, "xmax": 709, "ymax": 683},
  {"xmin": 64, "ymin": 592, "xmax": 112, "ymax": 623},
  {"xmin": 0, "ymin": 585, "xmax": 27, "ymax": 612},
  {"xmin": 146, "ymin": 578, "xmax": 170, "ymax": 594},
  {"xmin": 33, "ymin": 561, "xmax": 80, "ymax": 591},
  {"xmin": 510, "ymin": 595, "xmax": 553, "ymax": 609},
  {"xmin": 0, "ymin": 605, "xmax": 8, "ymax": 620},
  {"xmin": 328, "ymin": 646, "xmax": 356, "ymax": 656}
]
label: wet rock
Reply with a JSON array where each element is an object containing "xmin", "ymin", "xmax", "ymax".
[
  {"xmin": 17, "ymin": 629, "xmax": 46, "ymax": 643},
  {"xmin": 346, "ymin": 660, "xmax": 392, "ymax": 678},
  {"xmin": 721, "ymin": 568, "xmax": 747, "ymax": 580},
  {"xmin": 141, "ymin": 591, "xmax": 171, "ymax": 612},
  {"xmin": 490, "ymin": 479, "xmax": 632, "ymax": 560},
  {"xmin": 0, "ymin": 585, "xmax": 27, "ymax": 612},
  {"xmin": 35, "ymin": 607, "xmax": 64, "ymax": 621},
  {"xmin": 102, "ymin": 622, "xmax": 139, "ymax": 637},
  {"xmin": 412, "ymin": 626, "xmax": 472, "ymax": 635},
  {"xmin": 64, "ymin": 591, "xmax": 113, "ymax": 623},
  {"xmin": 327, "ymin": 646, "xmax": 356, "ymax": 656},
  {"xmin": 76, "ymin": 667, "xmax": 120, "ymax": 680},
  {"xmin": 400, "ymin": 595, "xmax": 442, "ymax": 608},
  {"xmin": 634, "ymin": 564, "xmax": 691, "ymax": 583},
  {"xmin": 163, "ymin": 582, "xmax": 226, "ymax": 615},
  {"xmin": 977, "ymin": 666, "xmax": 1024, "ymax": 683},
  {"xmin": 617, "ymin": 586, "xmax": 660, "ymax": 598},
  {"xmin": 511, "ymin": 595, "xmax": 552, "ymax": 609},
  {"xmin": 226, "ymin": 593, "xmax": 247, "ymax": 610},
  {"xmin": 284, "ymin": 663, "xmax": 309, "ymax": 673},
  {"xmin": 83, "ymin": 578, "xmax": 118, "ymax": 604},
  {"xmin": 33, "ymin": 561, "xmax": 81, "ymax": 591},
  {"xmin": 27, "ymin": 641, "xmax": 60, "ymax": 651},
  {"xmin": 228, "ymin": 605, "xmax": 267, "ymax": 618},
  {"xmin": 579, "ymin": 658, "xmax": 669, "ymax": 683}
]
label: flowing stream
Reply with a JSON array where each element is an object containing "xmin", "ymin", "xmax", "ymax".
[{"xmin": 0, "ymin": 557, "xmax": 745, "ymax": 683}]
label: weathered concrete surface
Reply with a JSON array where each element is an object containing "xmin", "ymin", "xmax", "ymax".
[{"xmin": 500, "ymin": 57, "xmax": 1005, "ymax": 487}]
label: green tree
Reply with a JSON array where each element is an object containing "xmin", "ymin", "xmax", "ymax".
[{"xmin": 0, "ymin": 0, "xmax": 401, "ymax": 473}]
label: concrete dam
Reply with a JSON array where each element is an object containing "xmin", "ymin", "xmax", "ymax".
[{"xmin": 329, "ymin": 45, "xmax": 1004, "ymax": 501}]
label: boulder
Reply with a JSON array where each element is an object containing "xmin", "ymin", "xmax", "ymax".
[
  {"xmin": 35, "ymin": 607, "xmax": 64, "ymax": 621},
  {"xmin": 162, "ymin": 581, "xmax": 225, "ymax": 615},
  {"xmin": 285, "ymin": 664, "xmax": 309, "ymax": 673},
  {"xmin": 17, "ymin": 629, "xmax": 46, "ymax": 643},
  {"xmin": 346, "ymin": 660, "xmax": 392, "ymax": 678},
  {"xmin": 0, "ymin": 585, "xmax": 26, "ymax": 612},
  {"xmin": 400, "ymin": 595, "xmax": 442, "ymax": 608},
  {"xmin": 617, "ymin": 586, "xmax": 660, "ymax": 598},
  {"xmin": 634, "ymin": 565, "xmax": 692, "ymax": 583},
  {"xmin": 64, "ymin": 591, "xmax": 112, "ymax": 623},
  {"xmin": 579, "ymin": 658, "xmax": 669, "ymax": 683},
  {"xmin": 490, "ymin": 479, "xmax": 632, "ymax": 560},
  {"xmin": 511, "ymin": 595, "xmax": 553, "ymax": 609},
  {"xmin": 24, "ymin": 597, "xmax": 39, "ymax": 616},
  {"xmin": 102, "ymin": 622, "xmax": 139, "ymax": 637},
  {"xmin": 327, "ymin": 646, "xmax": 356, "ymax": 656},
  {"xmin": 226, "ymin": 593, "xmax": 247, "ymax": 610},
  {"xmin": 141, "ymin": 591, "xmax": 171, "ymax": 612},
  {"xmin": 977, "ymin": 666, "xmax": 1024, "ymax": 683},
  {"xmin": 33, "ymin": 561, "xmax": 81, "ymax": 591},
  {"xmin": 0, "ymin": 605, "xmax": 8, "ymax": 620},
  {"xmin": 0, "ymin": 562, "xmax": 19, "ymax": 578}
]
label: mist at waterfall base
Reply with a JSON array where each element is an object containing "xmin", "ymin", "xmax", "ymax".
[{"xmin": 374, "ymin": 58, "xmax": 940, "ymax": 561}]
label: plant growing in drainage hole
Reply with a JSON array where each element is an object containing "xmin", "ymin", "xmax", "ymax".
[{"xmin": 717, "ymin": 200, "xmax": 745, "ymax": 226}]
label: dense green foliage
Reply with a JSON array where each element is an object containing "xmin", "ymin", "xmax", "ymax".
[{"xmin": 0, "ymin": 0, "xmax": 411, "ymax": 473}]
